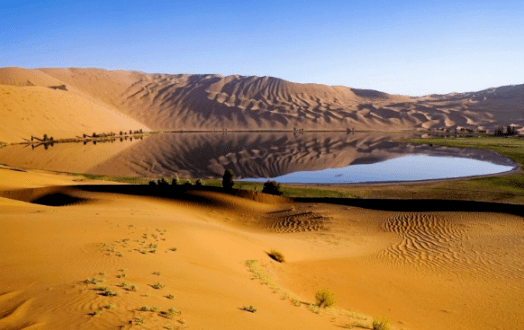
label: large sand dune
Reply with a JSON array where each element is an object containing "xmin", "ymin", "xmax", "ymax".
[
  {"xmin": 0, "ymin": 167, "xmax": 523, "ymax": 330},
  {"xmin": 0, "ymin": 68, "xmax": 147, "ymax": 143},
  {"xmin": 2, "ymin": 67, "xmax": 523, "ymax": 144}
]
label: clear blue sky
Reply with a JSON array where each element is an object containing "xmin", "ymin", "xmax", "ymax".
[{"xmin": 1, "ymin": 0, "xmax": 523, "ymax": 96}]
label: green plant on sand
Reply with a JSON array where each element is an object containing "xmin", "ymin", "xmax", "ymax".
[{"xmin": 315, "ymin": 288, "xmax": 335, "ymax": 308}]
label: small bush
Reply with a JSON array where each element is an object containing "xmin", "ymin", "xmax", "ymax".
[
  {"xmin": 166, "ymin": 294, "xmax": 176, "ymax": 299},
  {"xmin": 262, "ymin": 180, "xmax": 283, "ymax": 196},
  {"xmin": 315, "ymin": 289, "xmax": 335, "ymax": 308},
  {"xmin": 195, "ymin": 179, "xmax": 204, "ymax": 186},
  {"xmin": 222, "ymin": 169, "xmax": 234, "ymax": 190},
  {"xmin": 161, "ymin": 307, "xmax": 180, "ymax": 319},
  {"xmin": 241, "ymin": 305, "xmax": 257, "ymax": 313},
  {"xmin": 372, "ymin": 316, "xmax": 390, "ymax": 330},
  {"xmin": 152, "ymin": 282, "xmax": 165, "ymax": 290},
  {"xmin": 269, "ymin": 249, "xmax": 285, "ymax": 263}
]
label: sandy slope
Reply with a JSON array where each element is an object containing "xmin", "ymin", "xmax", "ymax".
[
  {"xmin": 0, "ymin": 68, "xmax": 148, "ymax": 143},
  {"xmin": 0, "ymin": 167, "xmax": 523, "ymax": 330}
]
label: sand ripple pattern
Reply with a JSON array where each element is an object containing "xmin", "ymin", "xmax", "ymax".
[
  {"xmin": 378, "ymin": 214, "xmax": 524, "ymax": 279},
  {"xmin": 263, "ymin": 209, "xmax": 330, "ymax": 233},
  {"xmin": 379, "ymin": 214, "xmax": 465, "ymax": 270}
]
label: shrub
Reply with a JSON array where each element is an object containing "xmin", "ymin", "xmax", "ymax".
[
  {"xmin": 315, "ymin": 289, "xmax": 335, "ymax": 308},
  {"xmin": 268, "ymin": 249, "xmax": 285, "ymax": 263},
  {"xmin": 241, "ymin": 305, "xmax": 257, "ymax": 313},
  {"xmin": 372, "ymin": 316, "xmax": 390, "ymax": 330},
  {"xmin": 166, "ymin": 294, "xmax": 176, "ymax": 299},
  {"xmin": 222, "ymin": 169, "xmax": 234, "ymax": 190},
  {"xmin": 195, "ymin": 179, "xmax": 204, "ymax": 186},
  {"xmin": 161, "ymin": 307, "xmax": 180, "ymax": 319},
  {"xmin": 262, "ymin": 180, "xmax": 283, "ymax": 196},
  {"xmin": 152, "ymin": 282, "xmax": 165, "ymax": 289}
]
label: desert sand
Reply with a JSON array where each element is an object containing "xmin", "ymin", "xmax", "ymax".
[
  {"xmin": 2, "ymin": 67, "xmax": 524, "ymax": 144},
  {"xmin": 1, "ymin": 67, "xmax": 524, "ymax": 330},
  {"xmin": 0, "ymin": 166, "xmax": 523, "ymax": 330}
]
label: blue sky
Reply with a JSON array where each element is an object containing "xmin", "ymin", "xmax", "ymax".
[{"xmin": 1, "ymin": 0, "xmax": 523, "ymax": 95}]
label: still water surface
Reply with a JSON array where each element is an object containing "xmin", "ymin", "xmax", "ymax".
[
  {"xmin": 243, "ymin": 155, "xmax": 514, "ymax": 184},
  {"xmin": 0, "ymin": 132, "xmax": 515, "ymax": 183}
]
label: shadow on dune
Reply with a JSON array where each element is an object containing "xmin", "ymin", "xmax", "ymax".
[
  {"xmin": 294, "ymin": 198, "xmax": 524, "ymax": 217},
  {"xmin": 31, "ymin": 192, "xmax": 88, "ymax": 207}
]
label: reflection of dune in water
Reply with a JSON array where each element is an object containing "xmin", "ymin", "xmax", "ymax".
[{"xmin": 0, "ymin": 133, "xmax": 516, "ymax": 179}]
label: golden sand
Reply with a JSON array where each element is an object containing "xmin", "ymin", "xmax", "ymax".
[{"xmin": 0, "ymin": 166, "xmax": 522, "ymax": 330}]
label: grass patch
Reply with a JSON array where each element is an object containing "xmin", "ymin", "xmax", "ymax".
[{"xmin": 152, "ymin": 282, "xmax": 166, "ymax": 290}]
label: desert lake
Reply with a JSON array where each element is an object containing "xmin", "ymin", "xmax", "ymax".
[{"xmin": 0, "ymin": 132, "xmax": 515, "ymax": 182}]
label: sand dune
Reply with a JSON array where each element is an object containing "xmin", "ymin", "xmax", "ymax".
[
  {"xmin": 1, "ymin": 67, "xmax": 523, "ymax": 144},
  {"xmin": 0, "ymin": 68, "xmax": 147, "ymax": 143},
  {"xmin": 0, "ymin": 168, "xmax": 523, "ymax": 330}
]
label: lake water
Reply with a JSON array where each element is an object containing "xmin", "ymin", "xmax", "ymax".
[
  {"xmin": 0, "ymin": 132, "xmax": 515, "ymax": 183},
  {"xmin": 243, "ymin": 155, "xmax": 514, "ymax": 184}
]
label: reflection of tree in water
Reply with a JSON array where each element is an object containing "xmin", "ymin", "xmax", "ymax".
[{"xmin": 28, "ymin": 135, "xmax": 144, "ymax": 150}]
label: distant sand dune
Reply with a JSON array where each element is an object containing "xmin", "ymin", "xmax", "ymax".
[{"xmin": 1, "ymin": 67, "xmax": 523, "ymax": 143}]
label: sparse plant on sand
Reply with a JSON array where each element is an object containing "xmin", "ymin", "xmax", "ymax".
[
  {"xmin": 166, "ymin": 294, "xmax": 176, "ymax": 299},
  {"xmin": 292, "ymin": 298, "xmax": 301, "ymax": 307},
  {"xmin": 91, "ymin": 309, "xmax": 102, "ymax": 316},
  {"xmin": 130, "ymin": 284, "xmax": 138, "ymax": 292},
  {"xmin": 134, "ymin": 316, "xmax": 146, "ymax": 325},
  {"xmin": 268, "ymin": 249, "xmax": 285, "ymax": 263},
  {"xmin": 153, "ymin": 271, "xmax": 161, "ymax": 275},
  {"xmin": 309, "ymin": 303, "xmax": 322, "ymax": 314},
  {"xmin": 117, "ymin": 273, "xmax": 127, "ymax": 278},
  {"xmin": 161, "ymin": 307, "xmax": 180, "ymax": 319},
  {"xmin": 106, "ymin": 303, "xmax": 115, "ymax": 309},
  {"xmin": 152, "ymin": 282, "xmax": 165, "ymax": 290},
  {"xmin": 372, "ymin": 316, "xmax": 390, "ymax": 330},
  {"xmin": 241, "ymin": 305, "xmax": 258, "ymax": 313},
  {"xmin": 315, "ymin": 289, "xmax": 335, "ymax": 308},
  {"xmin": 169, "ymin": 247, "xmax": 177, "ymax": 252},
  {"xmin": 97, "ymin": 286, "xmax": 119, "ymax": 297}
]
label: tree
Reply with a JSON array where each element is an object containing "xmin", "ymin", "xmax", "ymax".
[
  {"xmin": 262, "ymin": 180, "xmax": 283, "ymax": 196},
  {"xmin": 222, "ymin": 170, "xmax": 234, "ymax": 190}
]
